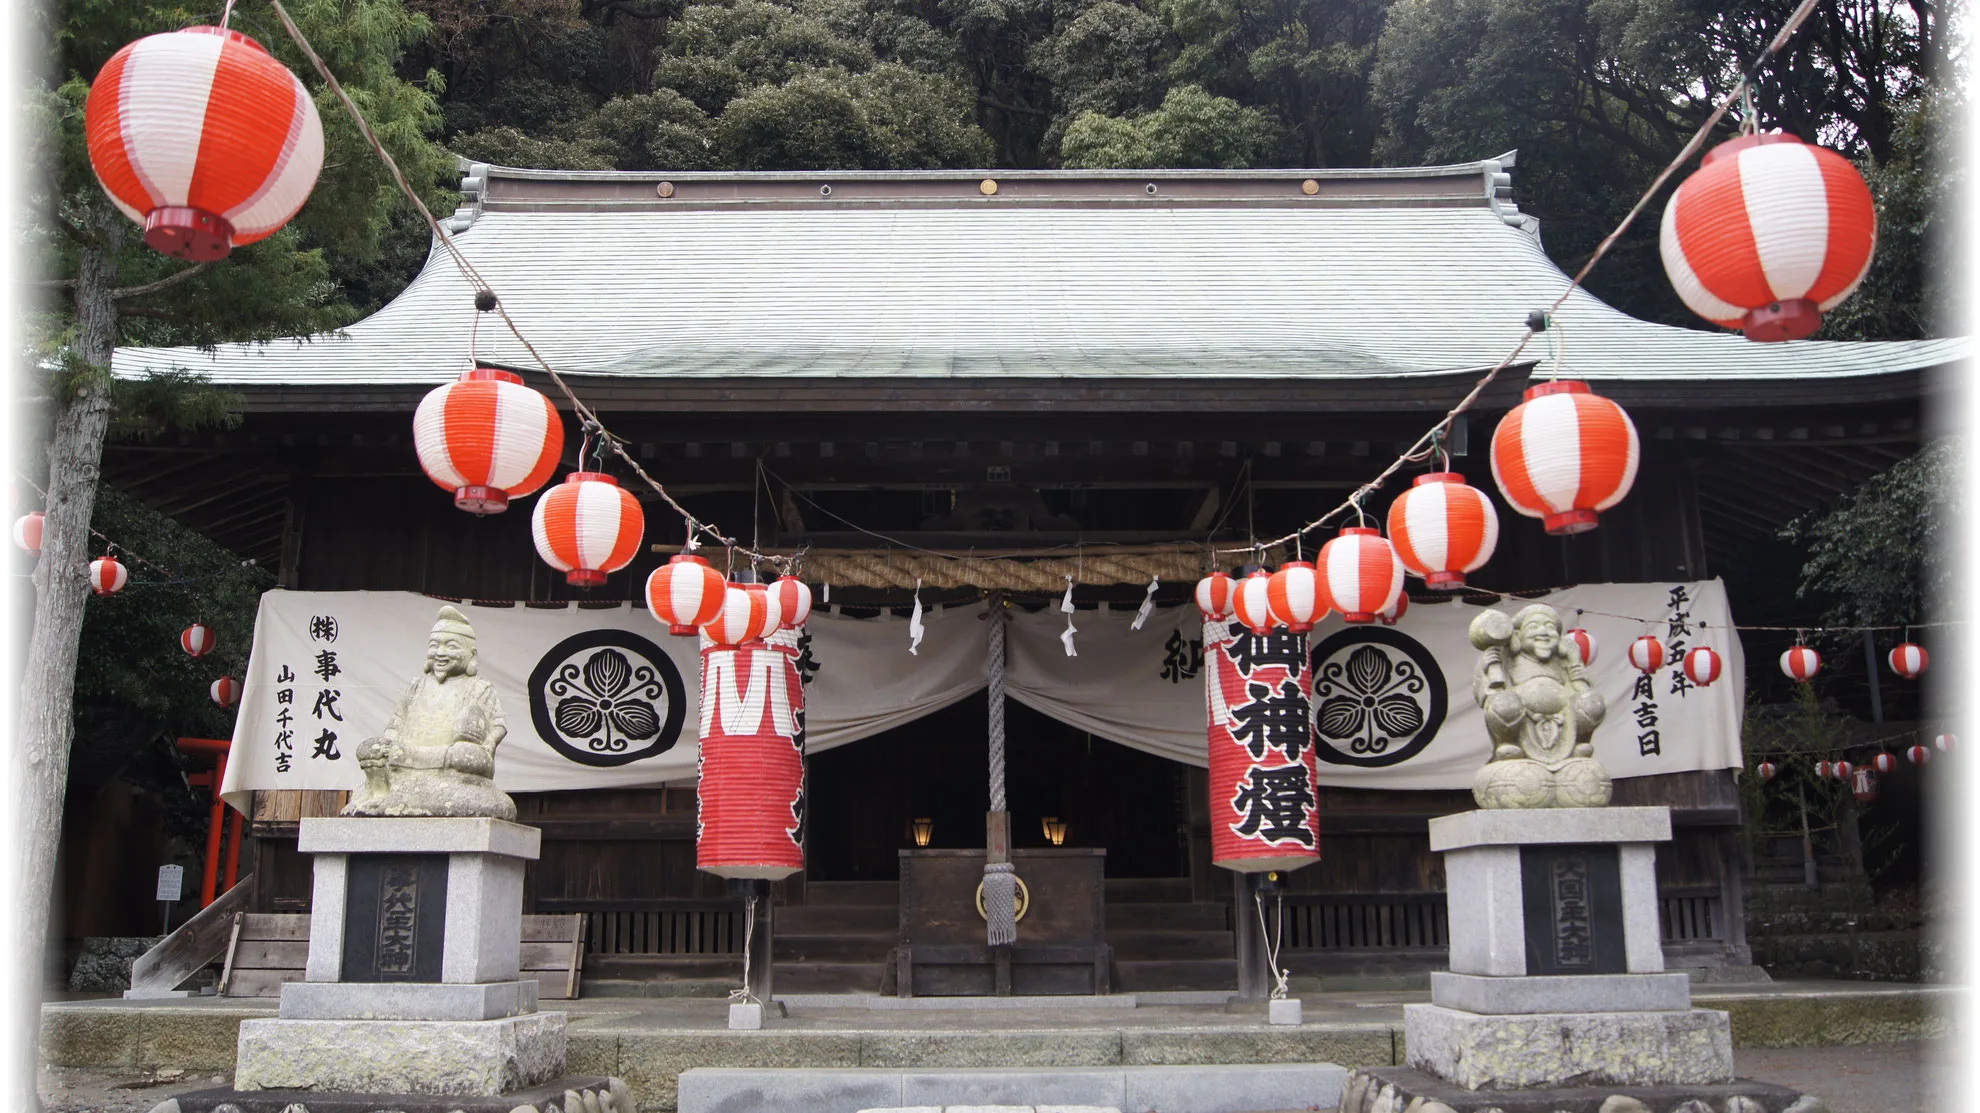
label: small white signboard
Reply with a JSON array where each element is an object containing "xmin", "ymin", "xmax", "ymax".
[{"xmin": 155, "ymin": 864, "xmax": 185, "ymax": 903}]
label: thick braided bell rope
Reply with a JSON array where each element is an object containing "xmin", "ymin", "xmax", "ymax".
[{"xmin": 984, "ymin": 604, "xmax": 1017, "ymax": 946}]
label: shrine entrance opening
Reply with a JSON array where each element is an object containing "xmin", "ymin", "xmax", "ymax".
[{"xmin": 805, "ymin": 693, "xmax": 1190, "ymax": 882}]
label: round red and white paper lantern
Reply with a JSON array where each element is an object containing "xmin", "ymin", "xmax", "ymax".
[
  {"xmin": 1936, "ymin": 733, "xmax": 1957, "ymax": 754},
  {"xmin": 210, "ymin": 676, "xmax": 241, "ymax": 708},
  {"xmin": 1195, "ymin": 571, "xmax": 1235, "ymax": 618},
  {"xmin": 771, "ymin": 576, "xmax": 813, "ymax": 629},
  {"xmin": 531, "ymin": 472, "xmax": 644, "ymax": 588},
  {"xmin": 86, "ymin": 27, "xmax": 325, "ymax": 261},
  {"xmin": 1660, "ymin": 133, "xmax": 1877, "ymax": 342},
  {"xmin": 1833, "ymin": 760, "xmax": 1854, "ymax": 781},
  {"xmin": 1815, "ymin": 760, "xmax": 1833, "ymax": 779},
  {"xmin": 1908, "ymin": 744, "xmax": 1931, "ymax": 766},
  {"xmin": 1490, "ymin": 381, "xmax": 1640, "ymax": 535},
  {"xmin": 13, "ymin": 512, "xmax": 44, "ymax": 553},
  {"xmin": 704, "ymin": 584, "xmax": 781, "ymax": 646},
  {"xmin": 1318, "ymin": 527, "xmax": 1404, "ymax": 624},
  {"xmin": 88, "ymin": 556, "xmax": 127, "ymax": 596},
  {"xmin": 1872, "ymin": 752, "xmax": 1897, "ymax": 774},
  {"xmin": 646, "ymin": 554, "xmax": 726, "ymax": 636},
  {"xmin": 1565, "ymin": 628, "xmax": 1598, "ymax": 666},
  {"xmin": 181, "ymin": 623, "xmax": 216, "ymax": 657},
  {"xmin": 1266, "ymin": 560, "xmax": 1324, "ymax": 633},
  {"xmin": 697, "ymin": 641, "xmax": 806, "ymax": 880},
  {"xmin": 1232, "ymin": 569, "xmax": 1279, "ymax": 635},
  {"xmin": 1780, "ymin": 646, "xmax": 1822, "ymax": 683},
  {"xmin": 413, "ymin": 367, "xmax": 564, "ymax": 514},
  {"xmin": 1378, "ymin": 591, "xmax": 1410, "ymax": 626},
  {"xmin": 1628, "ymin": 635, "xmax": 1667, "ymax": 674},
  {"xmin": 1683, "ymin": 646, "xmax": 1723, "ymax": 687},
  {"xmin": 1889, "ymin": 643, "xmax": 1929, "ymax": 679},
  {"xmin": 1386, "ymin": 472, "xmax": 1500, "ymax": 590},
  {"xmin": 1757, "ymin": 760, "xmax": 1777, "ymax": 782}
]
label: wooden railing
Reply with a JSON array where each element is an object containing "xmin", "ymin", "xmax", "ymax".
[
  {"xmin": 1275, "ymin": 892, "xmax": 1448, "ymax": 952},
  {"xmin": 536, "ymin": 899, "xmax": 743, "ymax": 956},
  {"xmin": 1659, "ymin": 887, "xmax": 1724, "ymax": 943}
]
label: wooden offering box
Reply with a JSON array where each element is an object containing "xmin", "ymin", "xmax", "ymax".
[{"xmin": 896, "ymin": 848, "xmax": 1109, "ymax": 996}]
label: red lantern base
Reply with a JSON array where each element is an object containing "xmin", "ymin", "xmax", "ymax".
[
  {"xmin": 1425, "ymin": 571, "xmax": 1465, "ymax": 590},
  {"xmin": 144, "ymin": 206, "xmax": 234, "ymax": 262},
  {"xmin": 454, "ymin": 485, "xmax": 510, "ymax": 515},
  {"xmin": 1342, "ymin": 612, "xmax": 1375, "ymax": 624},
  {"xmin": 670, "ymin": 624, "xmax": 700, "ymax": 637},
  {"xmin": 1544, "ymin": 508, "xmax": 1600, "ymax": 535},
  {"xmin": 567, "ymin": 568, "xmax": 608, "ymax": 588},
  {"xmin": 1742, "ymin": 298, "xmax": 1821, "ymax": 342}
]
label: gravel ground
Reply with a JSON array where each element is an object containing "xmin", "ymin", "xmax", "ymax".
[{"xmin": 38, "ymin": 1040, "xmax": 1960, "ymax": 1112}]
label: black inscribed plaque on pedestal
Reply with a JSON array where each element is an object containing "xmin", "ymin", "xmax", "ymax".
[
  {"xmin": 1520, "ymin": 844, "xmax": 1625, "ymax": 975},
  {"xmin": 342, "ymin": 853, "xmax": 448, "ymax": 982}
]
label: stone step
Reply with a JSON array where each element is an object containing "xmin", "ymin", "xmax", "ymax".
[
  {"xmin": 1102, "ymin": 902, "xmax": 1229, "ymax": 931},
  {"xmin": 583, "ymin": 955, "xmax": 740, "ymax": 981},
  {"xmin": 805, "ymin": 881, "xmax": 903, "ymax": 906},
  {"xmin": 774, "ymin": 933, "xmax": 897, "ymax": 963},
  {"xmin": 1104, "ymin": 930, "xmax": 1234, "ymax": 961},
  {"xmin": 774, "ymin": 960, "xmax": 889, "ymax": 994},
  {"xmin": 580, "ymin": 977, "xmax": 735, "ymax": 999},
  {"xmin": 1111, "ymin": 958, "xmax": 1238, "ymax": 992},
  {"xmin": 1103, "ymin": 877, "xmax": 1194, "ymax": 903},
  {"xmin": 778, "ymin": 904, "xmax": 901, "ymax": 933},
  {"xmin": 678, "ymin": 1063, "xmax": 1349, "ymax": 1113}
]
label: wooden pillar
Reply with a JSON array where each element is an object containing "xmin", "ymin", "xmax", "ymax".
[{"xmin": 1233, "ymin": 870, "xmax": 1273, "ymax": 1001}]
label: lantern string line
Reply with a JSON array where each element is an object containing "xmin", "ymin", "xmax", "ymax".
[
  {"xmin": 1208, "ymin": 0, "xmax": 1824, "ymax": 558},
  {"xmin": 14, "ymin": 472, "xmax": 259, "ymax": 586}
]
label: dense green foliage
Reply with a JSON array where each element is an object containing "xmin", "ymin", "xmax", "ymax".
[{"xmin": 1782, "ymin": 438, "xmax": 1959, "ymax": 631}]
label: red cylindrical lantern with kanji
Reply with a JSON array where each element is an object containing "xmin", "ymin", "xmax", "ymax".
[
  {"xmin": 181, "ymin": 623, "xmax": 216, "ymax": 657},
  {"xmin": 1386, "ymin": 472, "xmax": 1499, "ymax": 590},
  {"xmin": 85, "ymin": 27, "xmax": 325, "ymax": 261},
  {"xmin": 1565, "ymin": 628, "xmax": 1597, "ymax": 667},
  {"xmin": 1319, "ymin": 527, "xmax": 1403, "ymax": 624},
  {"xmin": 413, "ymin": 366, "xmax": 564, "ymax": 514},
  {"xmin": 1195, "ymin": 571, "xmax": 1235, "ymax": 618},
  {"xmin": 1628, "ymin": 635, "xmax": 1667, "ymax": 674},
  {"xmin": 1266, "ymin": 560, "xmax": 1324, "ymax": 633},
  {"xmin": 1780, "ymin": 646, "xmax": 1821, "ymax": 683},
  {"xmin": 1203, "ymin": 616, "xmax": 1318, "ymax": 873},
  {"xmin": 647, "ymin": 554, "xmax": 726, "ymax": 636},
  {"xmin": 1490, "ymin": 381, "xmax": 1640, "ymax": 535},
  {"xmin": 210, "ymin": 676, "xmax": 241, "ymax": 708},
  {"xmin": 1889, "ymin": 643, "xmax": 1929, "ymax": 679},
  {"xmin": 1852, "ymin": 768, "xmax": 1878, "ymax": 803},
  {"xmin": 1660, "ymin": 133, "xmax": 1877, "ymax": 342},
  {"xmin": 13, "ymin": 512, "xmax": 44, "ymax": 553},
  {"xmin": 1232, "ymin": 569, "xmax": 1278, "ymax": 635},
  {"xmin": 696, "ymin": 636, "xmax": 806, "ymax": 880},
  {"xmin": 531, "ymin": 472, "xmax": 644, "ymax": 588},
  {"xmin": 88, "ymin": 556, "xmax": 128, "ymax": 596},
  {"xmin": 1683, "ymin": 646, "xmax": 1722, "ymax": 687}
]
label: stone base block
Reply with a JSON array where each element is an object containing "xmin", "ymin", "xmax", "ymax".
[
  {"xmin": 730, "ymin": 1002, "xmax": 765, "ymax": 1030},
  {"xmin": 1404, "ymin": 1003, "xmax": 1733, "ymax": 1090},
  {"xmin": 1339, "ymin": 1066, "xmax": 1820, "ymax": 1113},
  {"xmin": 234, "ymin": 1012, "xmax": 566, "ymax": 1097},
  {"xmin": 147, "ymin": 1074, "xmax": 629, "ymax": 1113},
  {"xmin": 1267, "ymin": 998, "xmax": 1302, "ymax": 1025},
  {"xmin": 279, "ymin": 979, "xmax": 538, "ymax": 1020},
  {"xmin": 1430, "ymin": 971, "xmax": 1692, "ymax": 1014}
]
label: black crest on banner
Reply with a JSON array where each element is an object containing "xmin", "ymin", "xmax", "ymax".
[
  {"xmin": 529, "ymin": 629, "xmax": 687, "ymax": 767},
  {"xmin": 1310, "ymin": 625, "xmax": 1447, "ymax": 768}
]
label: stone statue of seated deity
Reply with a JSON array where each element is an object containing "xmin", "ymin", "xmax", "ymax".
[
  {"xmin": 341, "ymin": 604, "xmax": 518, "ymax": 821},
  {"xmin": 1466, "ymin": 602, "xmax": 1612, "ymax": 809}
]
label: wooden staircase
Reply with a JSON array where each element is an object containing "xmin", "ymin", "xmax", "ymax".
[
  {"xmin": 1105, "ymin": 877, "xmax": 1237, "ymax": 992},
  {"xmin": 774, "ymin": 880, "xmax": 898, "ymax": 993}
]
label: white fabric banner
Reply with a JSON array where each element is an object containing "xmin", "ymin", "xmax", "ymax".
[{"xmin": 222, "ymin": 582, "xmax": 1743, "ymax": 810}]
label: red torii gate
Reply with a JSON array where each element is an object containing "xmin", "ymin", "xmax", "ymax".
[{"xmin": 176, "ymin": 737, "xmax": 244, "ymax": 907}]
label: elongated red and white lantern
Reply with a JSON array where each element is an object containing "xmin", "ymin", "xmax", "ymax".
[
  {"xmin": 1660, "ymin": 133, "xmax": 1877, "ymax": 342},
  {"xmin": 704, "ymin": 584, "xmax": 781, "ymax": 646},
  {"xmin": 1628, "ymin": 635, "xmax": 1667, "ymax": 673},
  {"xmin": 1232, "ymin": 569, "xmax": 1279, "ymax": 635},
  {"xmin": 646, "ymin": 554, "xmax": 727, "ymax": 636},
  {"xmin": 1266, "ymin": 561, "xmax": 1324, "ymax": 633},
  {"xmin": 1490, "ymin": 381, "xmax": 1640, "ymax": 535},
  {"xmin": 1378, "ymin": 590, "xmax": 1409, "ymax": 626},
  {"xmin": 1889, "ymin": 643, "xmax": 1929, "ymax": 679},
  {"xmin": 13, "ymin": 512, "xmax": 43, "ymax": 553},
  {"xmin": 1781, "ymin": 646, "xmax": 1822, "ymax": 683},
  {"xmin": 181, "ymin": 623, "xmax": 216, "ymax": 657},
  {"xmin": 86, "ymin": 27, "xmax": 326, "ymax": 261},
  {"xmin": 1319, "ymin": 527, "xmax": 1404, "ymax": 624},
  {"xmin": 1565, "ymin": 627, "xmax": 1597, "ymax": 666},
  {"xmin": 88, "ymin": 556, "xmax": 127, "ymax": 596},
  {"xmin": 413, "ymin": 366, "xmax": 564, "ymax": 514},
  {"xmin": 1202, "ymin": 613, "xmax": 1319, "ymax": 873},
  {"xmin": 1757, "ymin": 760, "xmax": 1777, "ymax": 782},
  {"xmin": 1683, "ymin": 646, "xmax": 1723, "ymax": 687},
  {"xmin": 697, "ymin": 634, "xmax": 806, "ymax": 880},
  {"xmin": 210, "ymin": 676, "xmax": 241, "ymax": 708},
  {"xmin": 1872, "ymin": 752, "xmax": 1897, "ymax": 774},
  {"xmin": 1386, "ymin": 472, "xmax": 1499, "ymax": 589},
  {"xmin": 1195, "ymin": 571, "xmax": 1235, "ymax": 618},
  {"xmin": 1908, "ymin": 744, "xmax": 1931, "ymax": 766},
  {"xmin": 531, "ymin": 472, "xmax": 644, "ymax": 588},
  {"xmin": 771, "ymin": 576, "xmax": 813, "ymax": 629}
]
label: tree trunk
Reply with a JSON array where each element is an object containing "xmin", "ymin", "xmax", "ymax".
[{"xmin": 16, "ymin": 205, "xmax": 121, "ymax": 1108}]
